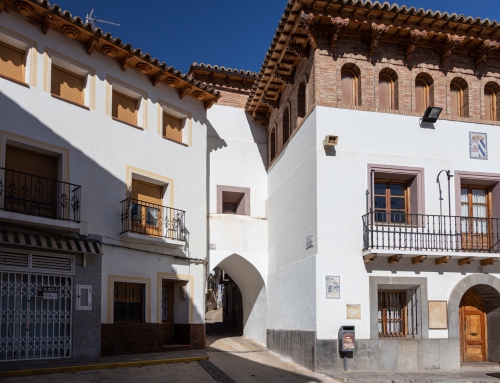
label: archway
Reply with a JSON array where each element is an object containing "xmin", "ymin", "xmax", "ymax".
[
  {"xmin": 208, "ymin": 253, "xmax": 267, "ymax": 345},
  {"xmin": 449, "ymin": 274, "xmax": 500, "ymax": 363}
]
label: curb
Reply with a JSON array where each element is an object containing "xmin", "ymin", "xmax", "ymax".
[{"xmin": 0, "ymin": 356, "xmax": 209, "ymax": 378}]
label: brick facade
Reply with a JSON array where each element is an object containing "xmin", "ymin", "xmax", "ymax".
[
  {"xmin": 193, "ymin": 74, "xmax": 254, "ymax": 109},
  {"xmin": 267, "ymin": 34, "xmax": 500, "ymax": 168}
]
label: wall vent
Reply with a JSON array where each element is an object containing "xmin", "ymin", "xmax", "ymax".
[
  {"xmin": 31, "ymin": 254, "xmax": 73, "ymax": 273},
  {"xmin": 0, "ymin": 252, "xmax": 29, "ymax": 269}
]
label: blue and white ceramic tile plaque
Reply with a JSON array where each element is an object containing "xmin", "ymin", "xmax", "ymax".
[{"xmin": 470, "ymin": 132, "xmax": 488, "ymax": 160}]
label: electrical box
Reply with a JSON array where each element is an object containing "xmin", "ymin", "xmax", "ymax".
[
  {"xmin": 323, "ymin": 135, "xmax": 338, "ymax": 149},
  {"xmin": 338, "ymin": 326, "xmax": 355, "ymax": 352}
]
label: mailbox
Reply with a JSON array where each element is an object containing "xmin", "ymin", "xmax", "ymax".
[{"xmin": 339, "ymin": 326, "xmax": 355, "ymax": 352}]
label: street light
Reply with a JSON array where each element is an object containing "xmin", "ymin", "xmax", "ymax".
[
  {"xmin": 422, "ymin": 106, "xmax": 443, "ymax": 123},
  {"xmin": 437, "ymin": 170, "xmax": 453, "ymax": 217}
]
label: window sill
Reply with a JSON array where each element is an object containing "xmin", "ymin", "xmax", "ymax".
[
  {"xmin": 51, "ymin": 93, "xmax": 89, "ymax": 110},
  {"xmin": 0, "ymin": 73, "xmax": 29, "ymax": 88},
  {"xmin": 162, "ymin": 136, "xmax": 188, "ymax": 147},
  {"xmin": 112, "ymin": 117, "xmax": 143, "ymax": 130}
]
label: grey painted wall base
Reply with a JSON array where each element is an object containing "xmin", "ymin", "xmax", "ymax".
[
  {"xmin": 315, "ymin": 338, "xmax": 461, "ymax": 372},
  {"xmin": 72, "ymin": 253, "xmax": 102, "ymax": 359},
  {"xmin": 267, "ymin": 329, "xmax": 316, "ymax": 371}
]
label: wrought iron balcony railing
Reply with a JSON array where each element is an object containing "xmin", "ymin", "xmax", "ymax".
[
  {"xmin": 120, "ymin": 198, "xmax": 186, "ymax": 242},
  {"xmin": 0, "ymin": 167, "xmax": 81, "ymax": 222},
  {"xmin": 363, "ymin": 211, "xmax": 500, "ymax": 253}
]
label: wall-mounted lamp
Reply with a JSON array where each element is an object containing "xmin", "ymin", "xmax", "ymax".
[
  {"xmin": 323, "ymin": 135, "xmax": 338, "ymax": 149},
  {"xmin": 422, "ymin": 106, "xmax": 443, "ymax": 123}
]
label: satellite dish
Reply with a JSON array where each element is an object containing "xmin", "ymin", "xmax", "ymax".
[{"xmin": 85, "ymin": 7, "xmax": 120, "ymax": 28}]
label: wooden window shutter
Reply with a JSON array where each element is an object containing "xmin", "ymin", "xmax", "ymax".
[
  {"xmin": 0, "ymin": 41, "xmax": 25, "ymax": 82},
  {"xmin": 484, "ymin": 89, "xmax": 493, "ymax": 120},
  {"xmin": 341, "ymin": 73, "xmax": 354, "ymax": 106},
  {"xmin": 379, "ymin": 77, "xmax": 391, "ymax": 110},
  {"xmin": 112, "ymin": 91, "xmax": 138, "ymax": 125},
  {"xmin": 163, "ymin": 113, "xmax": 183, "ymax": 142},
  {"xmin": 415, "ymin": 81, "xmax": 426, "ymax": 113},
  {"xmin": 5, "ymin": 145, "xmax": 57, "ymax": 180},
  {"xmin": 270, "ymin": 127, "xmax": 276, "ymax": 161},
  {"xmin": 297, "ymin": 82, "xmax": 306, "ymax": 118},
  {"xmin": 132, "ymin": 180, "xmax": 162, "ymax": 205},
  {"xmin": 450, "ymin": 85, "xmax": 460, "ymax": 117},
  {"xmin": 51, "ymin": 65, "xmax": 84, "ymax": 105}
]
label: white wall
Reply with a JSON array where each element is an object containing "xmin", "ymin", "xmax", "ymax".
[
  {"xmin": 314, "ymin": 106, "xmax": 500, "ymax": 339},
  {"xmin": 0, "ymin": 11, "xmax": 208, "ymax": 325}
]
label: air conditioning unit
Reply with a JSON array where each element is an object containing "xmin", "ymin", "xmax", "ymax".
[{"xmin": 323, "ymin": 135, "xmax": 338, "ymax": 149}]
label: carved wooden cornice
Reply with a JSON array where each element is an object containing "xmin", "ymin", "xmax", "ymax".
[
  {"xmin": 404, "ymin": 29, "xmax": 427, "ymax": 61},
  {"xmin": 178, "ymin": 85, "xmax": 193, "ymax": 100},
  {"xmin": 86, "ymin": 36, "xmax": 99, "ymax": 55},
  {"xmin": 120, "ymin": 54, "xmax": 134, "ymax": 72},
  {"xmin": 329, "ymin": 16, "xmax": 349, "ymax": 51},
  {"xmin": 438, "ymin": 34, "xmax": 465, "ymax": 65},
  {"xmin": 299, "ymin": 12, "xmax": 318, "ymax": 50},
  {"xmin": 151, "ymin": 70, "xmax": 167, "ymax": 87},
  {"xmin": 274, "ymin": 72, "xmax": 294, "ymax": 85},
  {"xmin": 473, "ymin": 39, "xmax": 500, "ymax": 69},
  {"xmin": 287, "ymin": 43, "xmax": 310, "ymax": 58},
  {"xmin": 368, "ymin": 23, "xmax": 390, "ymax": 56},
  {"xmin": 41, "ymin": 14, "xmax": 52, "ymax": 35}
]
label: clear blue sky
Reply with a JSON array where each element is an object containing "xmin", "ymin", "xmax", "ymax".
[{"xmin": 51, "ymin": 0, "xmax": 499, "ymax": 74}]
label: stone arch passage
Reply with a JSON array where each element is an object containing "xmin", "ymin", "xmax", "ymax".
[
  {"xmin": 448, "ymin": 274, "xmax": 500, "ymax": 362},
  {"xmin": 211, "ymin": 253, "xmax": 267, "ymax": 345}
]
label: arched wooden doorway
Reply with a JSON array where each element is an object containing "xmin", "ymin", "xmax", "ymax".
[{"xmin": 459, "ymin": 289, "xmax": 487, "ymax": 362}]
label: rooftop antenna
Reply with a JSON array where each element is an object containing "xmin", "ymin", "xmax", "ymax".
[{"xmin": 85, "ymin": 7, "xmax": 121, "ymax": 28}]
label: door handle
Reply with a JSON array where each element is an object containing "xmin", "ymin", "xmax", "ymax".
[{"xmin": 470, "ymin": 332, "xmax": 479, "ymax": 336}]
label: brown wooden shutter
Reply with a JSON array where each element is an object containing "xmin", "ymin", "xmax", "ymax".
[
  {"xmin": 163, "ymin": 113, "xmax": 182, "ymax": 142},
  {"xmin": 132, "ymin": 180, "xmax": 162, "ymax": 205},
  {"xmin": 415, "ymin": 81, "xmax": 426, "ymax": 113},
  {"xmin": 484, "ymin": 90, "xmax": 493, "ymax": 120},
  {"xmin": 112, "ymin": 91, "xmax": 138, "ymax": 125},
  {"xmin": 341, "ymin": 73, "xmax": 354, "ymax": 106},
  {"xmin": 51, "ymin": 65, "xmax": 84, "ymax": 105},
  {"xmin": 5, "ymin": 145, "xmax": 57, "ymax": 180},
  {"xmin": 450, "ymin": 86, "xmax": 460, "ymax": 117},
  {"xmin": 0, "ymin": 41, "xmax": 25, "ymax": 82},
  {"xmin": 379, "ymin": 78, "xmax": 391, "ymax": 110}
]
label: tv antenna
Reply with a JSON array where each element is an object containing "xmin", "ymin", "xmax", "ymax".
[{"xmin": 85, "ymin": 8, "xmax": 121, "ymax": 28}]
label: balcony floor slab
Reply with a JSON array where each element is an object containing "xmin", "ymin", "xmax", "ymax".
[
  {"xmin": 119, "ymin": 231, "xmax": 185, "ymax": 248},
  {"xmin": 0, "ymin": 210, "xmax": 82, "ymax": 233},
  {"xmin": 362, "ymin": 249, "xmax": 499, "ymax": 259}
]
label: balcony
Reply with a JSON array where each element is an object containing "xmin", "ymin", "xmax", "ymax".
[
  {"xmin": 362, "ymin": 211, "xmax": 500, "ymax": 258},
  {"xmin": 120, "ymin": 198, "xmax": 186, "ymax": 247},
  {"xmin": 0, "ymin": 167, "xmax": 81, "ymax": 230}
]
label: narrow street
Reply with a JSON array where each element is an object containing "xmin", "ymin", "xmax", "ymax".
[{"xmin": 0, "ymin": 310, "xmax": 336, "ymax": 383}]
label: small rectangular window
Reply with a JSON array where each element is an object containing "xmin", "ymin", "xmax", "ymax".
[
  {"xmin": 114, "ymin": 282, "xmax": 145, "ymax": 323},
  {"xmin": 163, "ymin": 112, "xmax": 183, "ymax": 142},
  {"xmin": 0, "ymin": 41, "xmax": 25, "ymax": 83},
  {"xmin": 51, "ymin": 65, "xmax": 84, "ymax": 105},
  {"xmin": 378, "ymin": 289, "xmax": 418, "ymax": 338},
  {"xmin": 112, "ymin": 90, "xmax": 138, "ymax": 126}
]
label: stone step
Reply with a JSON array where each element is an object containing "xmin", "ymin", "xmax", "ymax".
[{"xmin": 461, "ymin": 362, "xmax": 500, "ymax": 372}]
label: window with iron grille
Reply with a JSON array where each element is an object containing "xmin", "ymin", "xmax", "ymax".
[
  {"xmin": 114, "ymin": 282, "xmax": 145, "ymax": 323},
  {"xmin": 378, "ymin": 289, "xmax": 419, "ymax": 338}
]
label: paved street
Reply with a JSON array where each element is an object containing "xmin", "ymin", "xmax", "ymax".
[{"xmin": 0, "ymin": 310, "xmax": 336, "ymax": 383}]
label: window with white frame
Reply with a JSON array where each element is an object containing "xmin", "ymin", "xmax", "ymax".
[
  {"xmin": 110, "ymin": 80, "xmax": 146, "ymax": 129},
  {"xmin": 161, "ymin": 104, "xmax": 188, "ymax": 145}
]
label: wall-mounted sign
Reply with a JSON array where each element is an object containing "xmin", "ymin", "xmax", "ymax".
[
  {"xmin": 470, "ymin": 132, "xmax": 487, "ymax": 160},
  {"xmin": 346, "ymin": 304, "xmax": 361, "ymax": 320},
  {"xmin": 306, "ymin": 234, "xmax": 314, "ymax": 249},
  {"xmin": 209, "ymin": 244, "xmax": 216, "ymax": 250},
  {"xmin": 428, "ymin": 301, "xmax": 448, "ymax": 329},
  {"xmin": 326, "ymin": 276, "xmax": 340, "ymax": 299},
  {"xmin": 37, "ymin": 286, "xmax": 59, "ymax": 300}
]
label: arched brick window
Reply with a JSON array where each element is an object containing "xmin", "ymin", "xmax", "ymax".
[
  {"xmin": 282, "ymin": 106, "xmax": 290, "ymax": 145},
  {"xmin": 484, "ymin": 82, "xmax": 500, "ymax": 121},
  {"xmin": 415, "ymin": 73, "xmax": 434, "ymax": 113},
  {"xmin": 341, "ymin": 63, "xmax": 361, "ymax": 106},
  {"xmin": 269, "ymin": 124, "xmax": 277, "ymax": 162},
  {"xmin": 450, "ymin": 78, "xmax": 469, "ymax": 118},
  {"xmin": 379, "ymin": 68, "xmax": 398, "ymax": 110},
  {"xmin": 298, "ymin": 80, "xmax": 306, "ymax": 118}
]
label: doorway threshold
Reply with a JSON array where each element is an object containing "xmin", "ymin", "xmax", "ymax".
[
  {"xmin": 162, "ymin": 344, "xmax": 191, "ymax": 352},
  {"xmin": 461, "ymin": 362, "xmax": 500, "ymax": 372}
]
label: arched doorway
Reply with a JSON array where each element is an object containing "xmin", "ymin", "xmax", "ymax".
[
  {"xmin": 449, "ymin": 275, "xmax": 500, "ymax": 364},
  {"xmin": 459, "ymin": 289, "xmax": 487, "ymax": 362}
]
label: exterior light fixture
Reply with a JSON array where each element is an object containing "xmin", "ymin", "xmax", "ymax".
[{"xmin": 422, "ymin": 106, "xmax": 443, "ymax": 123}]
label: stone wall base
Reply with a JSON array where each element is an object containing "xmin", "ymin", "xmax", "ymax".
[{"xmin": 267, "ymin": 329, "xmax": 461, "ymax": 373}]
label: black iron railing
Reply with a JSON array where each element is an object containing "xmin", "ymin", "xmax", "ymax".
[
  {"xmin": 120, "ymin": 198, "xmax": 186, "ymax": 241},
  {"xmin": 0, "ymin": 167, "xmax": 81, "ymax": 222},
  {"xmin": 362, "ymin": 211, "xmax": 500, "ymax": 253}
]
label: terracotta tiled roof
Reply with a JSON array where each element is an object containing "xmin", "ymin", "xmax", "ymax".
[
  {"xmin": 5, "ymin": 0, "xmax": 220, "ymax": 106},
  {"xmin": 187, "ymin": 63, "xmax": 257, "ymax": 78}
]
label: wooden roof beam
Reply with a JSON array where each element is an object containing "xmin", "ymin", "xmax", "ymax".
[
  {"xmin": 438, "ymin": 34, "xmax": 465, "ymax": 65},
  {"xmin": 481, "ymin": 257, "xmax": 498, "ymax": 267},
  {"xmin": 404, "ymin": 29, "xmax": 428, "ymax": 61},
  {"xmin": 329, "ymin": 16, "xmax": 350, "ymax": 51},
  {"xmin": 86, "ymin": 36, "xmax": 99, "ymax": 55},
  {"xmin": 299, "ymin": 12, "xmax": 318, "ymax": 50},
  {"xmin": 368, "ymin": 23, "xmax": 390, "ymax": 56},
  {"xmin": 473, "ymin": 39, "xmax": 500, "ymax": 69}
]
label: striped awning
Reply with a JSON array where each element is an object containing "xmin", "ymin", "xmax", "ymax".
[{"xmin": 0, "ymin": 230, "xmax": 102, "ymax": 255}]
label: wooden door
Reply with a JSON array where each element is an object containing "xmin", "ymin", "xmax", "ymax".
[
  {"xmin": 131, "ymin": 180, "xmax": 162, "ymax": 236},
  {"xmin": 460, "ymin": 289, "xmax": 487, "ymax": 362},
  {"xmin": 460, "ymin": 187, "xmax": 490, "ymax": 252},
  {"xmin": 161, "ymin": 280, "xmax": 174, "ymax": 344}
]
